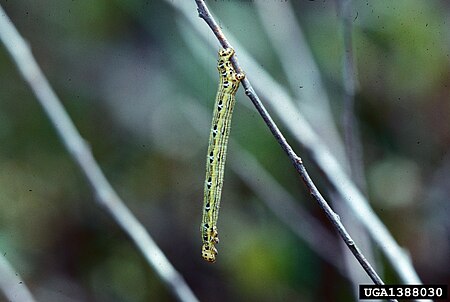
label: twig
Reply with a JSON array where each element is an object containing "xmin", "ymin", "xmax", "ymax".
[
  {"xmin": 168, "ymin": 0, "xmax": 422, "ymax": 287},
  {"xmin": 0, "ymin": 253, "xmax": 37, "ymax": 302},
  {"xmin": 0, "ymin": 5, "xmax": 198, "ymax": 302},
  {"xmin": 194, "ymin": 0, "xmax": 391, "ymax": 294}
]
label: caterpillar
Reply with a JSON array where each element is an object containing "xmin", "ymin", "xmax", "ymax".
[{"xmin": 201, "ymin": 48, "xmax": 244, "ymax": 263}]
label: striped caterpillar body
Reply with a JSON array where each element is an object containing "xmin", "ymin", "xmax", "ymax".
[{"xmin": 201, "ymin": 48, "xmax": 244, "ymax": 263}]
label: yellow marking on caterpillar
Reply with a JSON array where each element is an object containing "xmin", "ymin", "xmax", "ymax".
[{"xmin": 201, "ymin": 48, "xmax": 244, "ymax": 263}]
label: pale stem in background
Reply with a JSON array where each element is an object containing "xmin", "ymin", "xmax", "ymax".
[
  {"xmin": 339, "ymin": 0, "xmax": 367, "ymax": 192},
  {"xmin": 254, "ymin": 1, "xmax": 346, "ymax": 165},
  {"xmin": 0, "ymin": 254, "xmax": 37, "ymax": 302},
  {"xmin": 0, "ymin": 5, "xmax": 198, "ymax": 302}
]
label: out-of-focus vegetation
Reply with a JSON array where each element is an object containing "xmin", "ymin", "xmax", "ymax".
[{"xmin": 0, "ymin": 0, "xmax": 449, "ymax": 301}]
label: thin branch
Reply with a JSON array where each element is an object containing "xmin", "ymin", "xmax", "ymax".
[
  {"xmin": 193, "ymin": 0, "xmax": 391, "ymax": 295},
  {"xmin": 168, "ymin": 0, "xmax": 422, "ymax": 287},
  {"xmin": 0, "ymin": 254, "xmax": 37, "ymax": 302},
  {"xmin": 0, "ymin": 5, "xmax": 198, "ymax": 302}
]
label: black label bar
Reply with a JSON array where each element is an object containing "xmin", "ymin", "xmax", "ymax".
[{"xmin": 359, "ymin": 284, "xmax": 447, "ymax": 300}]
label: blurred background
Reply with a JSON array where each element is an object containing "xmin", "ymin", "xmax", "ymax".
[{"xmin": 0, "ymin": 0, "xmax": 449, "ymax": 301}]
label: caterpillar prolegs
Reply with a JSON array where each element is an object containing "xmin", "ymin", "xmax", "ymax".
[{"xmin": 201, "ymin": 48, "xmax": 244, "ymax": 263}]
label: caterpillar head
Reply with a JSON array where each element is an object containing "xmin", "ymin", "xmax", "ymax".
[{"xmin": 218, "ymin": 47, "xmax": 234, "ymax": 59}]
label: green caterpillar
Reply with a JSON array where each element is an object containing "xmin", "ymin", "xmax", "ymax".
[{"xmin": 201, "ymin": 48, "xmax": 244, "ymax": 263}]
